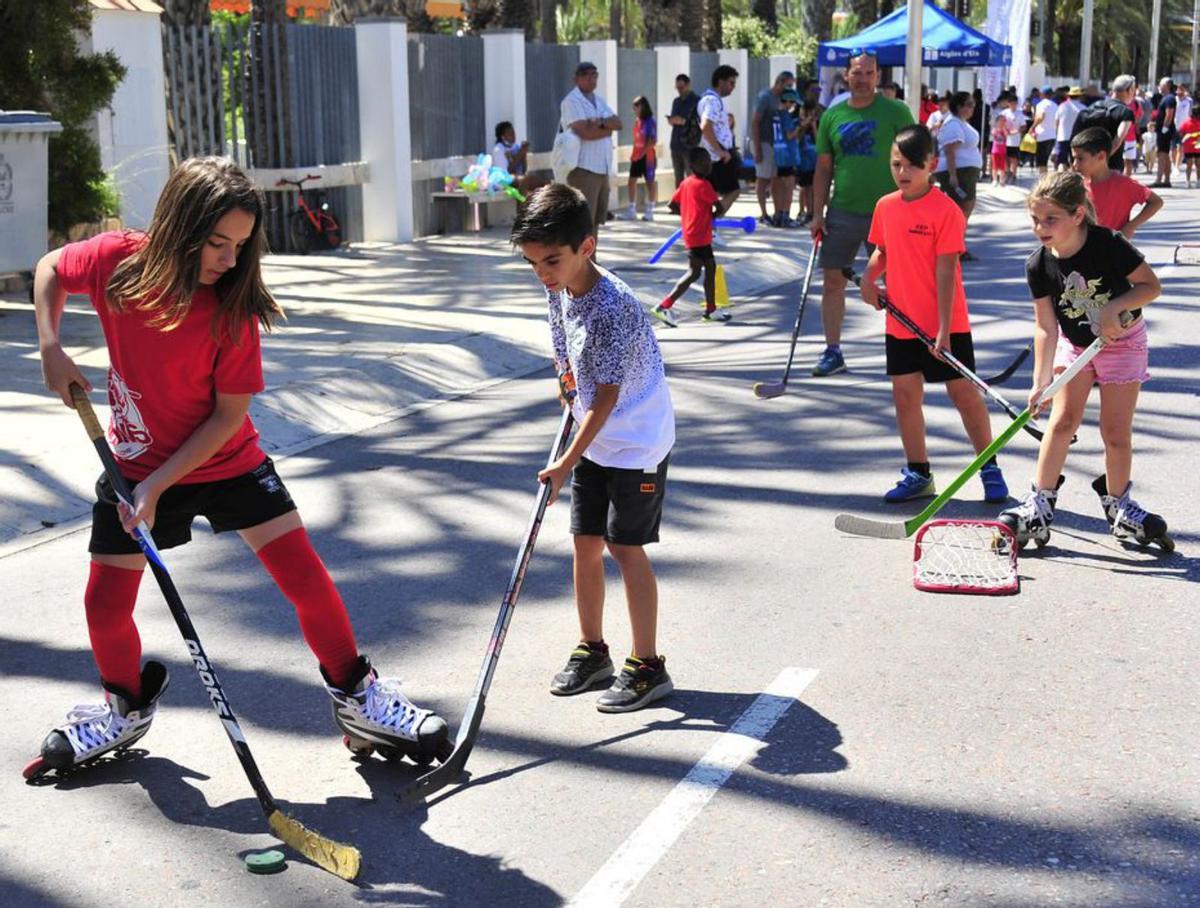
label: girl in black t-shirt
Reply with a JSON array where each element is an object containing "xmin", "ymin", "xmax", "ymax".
[{"xmin": 999, "ymin": 172, "xmax": 1172, "ymax": 551}]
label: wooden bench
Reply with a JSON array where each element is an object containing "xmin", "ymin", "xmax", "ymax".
[{"xmin": 430, "ymin": 191, "xmax": 517, "ymax": 233}]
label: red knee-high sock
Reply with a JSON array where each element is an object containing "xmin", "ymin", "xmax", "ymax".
[
  {"xmin": 256, "ymin": 528, "xmax": 359, "ymax": 687},
  {"xmin": 84, "ymin": 562, "xmax": 145, "ymax": 697}
]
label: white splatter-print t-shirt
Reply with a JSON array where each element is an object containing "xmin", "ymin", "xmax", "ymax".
[{"xmin": 548, "ymin": 271, "xmax": 675, "ymax": 469}]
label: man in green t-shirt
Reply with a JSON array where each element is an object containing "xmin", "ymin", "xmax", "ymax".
[{"xmin": 809, "ymin": 50, "xmax": 914, "ymax": 376}]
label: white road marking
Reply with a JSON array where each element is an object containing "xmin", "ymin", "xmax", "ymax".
[{"xmin": 567, "ymin": 666, "xmax": 820, "ymax": 908}]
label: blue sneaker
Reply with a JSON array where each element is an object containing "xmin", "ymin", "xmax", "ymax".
[
  {"xmin": 884, "ymin": 468, "xmax": 937, "ymax": 503},
  {"xmin": 980, "ymin": 462, "xmax": 1009, "ymax": 503},
  {"xmin": 811, "ymin": 347, "xmax": 847, "ymax": 377}
]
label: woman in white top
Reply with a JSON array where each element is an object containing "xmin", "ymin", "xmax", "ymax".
[{"xmin": 933, "ymin": 91, "xmax": 983, "ymax": 260}]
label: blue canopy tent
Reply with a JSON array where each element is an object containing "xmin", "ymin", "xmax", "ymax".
[{"xmin": 817, "ymin": 1, "xmax": 1012, "ymax": 68}]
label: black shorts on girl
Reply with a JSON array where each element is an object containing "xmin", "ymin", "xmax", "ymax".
[
  {"xmin": 885, "ymin": 332, "xmax": 976, "ymax": 383},
  {"xmin": 570, "ymin": 455, "xmax": 670, "ymax": 546},
  {"xmin": 89, "ymin": 456, "xmax": 298, "ymax": 555}
]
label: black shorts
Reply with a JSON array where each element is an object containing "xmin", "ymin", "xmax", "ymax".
[
  {"xmin": 89, "ymin": 457, "xmax": 297, "ymax": 555},
  {"xmin": 1185, "ymin": 152, "xmax": 1200, "ymax": 162},
  {"xmin": 886, "ymin": 332, "xmax": 976, "ymax": 383},
  {"xmin": 1035, "ymin": 139, "xmax": 1055, "ymax": 167},
  {"xmin": 629, "ymin": 157, "xmax": 655, "ymax": 180},
  {"xmin": 707, "ymin": 154, "xmax": 741, "ymax": 194},
  {"xmin": 776, "ymin": 166, "xmax": 796, "ymax": 177},
  {"xmin": 686, "ymin": 244, "xmax": 715, "ymax": 267},
  {"xmin": 796, "ymin": 169, "xmax": 815, "ymax": 187},
  {"xmin": 569, "ymin": 455, "xmax": 670, "ymax": 546},
  {"xmin": 1156, "ymin": 130, "xmax": 1175, "ymax": 154},
  {"xmin": 1005, "ymin": 145, "xmax": 1020, "ymax": 160}
]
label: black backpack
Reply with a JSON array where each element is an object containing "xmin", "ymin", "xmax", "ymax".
[{"xmin": 682, "ymin": 108, "xmax": 702, "ymax": 148}]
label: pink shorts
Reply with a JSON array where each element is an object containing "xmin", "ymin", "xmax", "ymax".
[
  {"xmin": 1054, "ymin": 319, "xmax": 1150, "ymax": 384},
  {"xmin": 991, "ymin": 151, "xmax": 1007, "ymax": 173}
]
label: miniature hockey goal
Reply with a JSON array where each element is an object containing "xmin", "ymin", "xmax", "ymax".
[
  {"xmin": 1173, "ymin": 244, "xmax": 1200, "ymax": 265},
  {"xmin": 912, "ymin": 520, "xmax": 1019, "ymax": 595}
]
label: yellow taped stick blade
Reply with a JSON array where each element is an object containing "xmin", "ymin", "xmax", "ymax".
[{"xmin": 268, "ymin": 810, "xmax": 361, "ymax": 881}]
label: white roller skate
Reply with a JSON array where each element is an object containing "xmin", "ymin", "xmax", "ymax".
[
  {"xmin": 323, "ymin": 655, "xmax": 450, "ymax": 767},
  {"xmin": 24, "ymin": 661, "xmax": 169, "ymax": 780},
  {"xmin": 1092, "ymin": 476, "xmax": 1175, "ymax": 553},
  {"xmin": 998, "ymin": 482, "xmax": 1059, "ymax": 549}
]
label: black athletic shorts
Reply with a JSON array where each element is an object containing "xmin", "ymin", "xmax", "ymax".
[
  {"xmin": 707, "ymin": 153, "xmax": 741, "ymax": 194},
  {"xmin": 1005, "ymin": 145, "xmax": 1020, "ymax": 160},
  {"xmin": 796, "ymin": 169, "xmax": 815, "ymax": 187},
  {"xmin": 1156, "ymin": 129, "xmax": 1175, "ymax": 154},
  {"xmin": 886, "ymin": 332, "xmax": 976, "ymax": 383},
  {"xmin": 776, "ymin": 165, "xmax": 796, "ymax": 177},
  {"xmin": 569, "ymin": 455, "xmax": 670, "ymax": 546},
  {"xmin": 686, "ymin": 244, "xmax": 715, "ymax": 267},
  {"xmin": 89, "ymin": 457, "xmax": 297, "ymax": 555}
]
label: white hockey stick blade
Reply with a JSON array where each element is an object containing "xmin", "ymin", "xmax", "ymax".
[
  {"xmin": 834, "ymin": 512, "xmax": 908, "ymax": 539},
  {"xmin": 753, "ymin": 381, "xmax": 787, "ymax": 399}
]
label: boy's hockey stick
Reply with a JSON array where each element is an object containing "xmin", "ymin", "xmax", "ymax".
[
  {"xmin": 69, "ymin": 385, "xmax": 360, "ymax": 881},
  {"xmin": 982, "ymin": 343, "xmax": 1032, "ymax": 385},
  {"xmin": 834, "ymin": 332, "xmax": 1113, "ymax": 539},
  {"xmin": 404, "ymin": 405, "xmax": 576, "ymax": 802},
  {"xmin": 842, "ymin": 268, "xmax": 1047, "ymax": 442},
  {"xmin": 752, "ymin": 235, "xmax": 821, "ymax": 399}
]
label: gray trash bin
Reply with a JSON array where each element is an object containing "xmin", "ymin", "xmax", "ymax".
[{"xmin": 0, "ymin": 111, "xmax": 63, "ymax": 275}]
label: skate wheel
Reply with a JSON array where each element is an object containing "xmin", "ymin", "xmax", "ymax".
[
  {"xmin": 342, "ymin": 735, "xmax": 374, "ymax": 757},
  {"xmin": 412, "ymin": 752, "xmax": 434, "ymax": 768},
  {"xmin": 1033, "ymin": 536, "xmax": 1048, "ymax": 549},
  {"xmin": 22, "ymin": 757, "xmax": 49, "ymax": 781},
  {"xmin": 437, "ymin": 740, "xmax": 454, "ymax": 763},
  {"xmin": 1157, "ymin": 533, "xmax": 1176, "ymax": 553}
]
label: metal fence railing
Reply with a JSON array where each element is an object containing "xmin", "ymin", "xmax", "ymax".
[
  {"xmin": 616, "ymin": 47, "xmax": 657, "ymax": 147},
  {"xmin": 407, "ymin": 32, "xmax": 487, "ymax": 161},
  {"xmin": 525, "ymin": 41, "xmax": 581, "ymax": 153},
  {"xmin": 162, "ymin": 22, "xmax": 362, "ymax": 251}
]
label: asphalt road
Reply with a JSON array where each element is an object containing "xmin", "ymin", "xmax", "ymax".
[{"xmin": 2, "ymin": 186, "xmax": 1197, "ymax": 907}]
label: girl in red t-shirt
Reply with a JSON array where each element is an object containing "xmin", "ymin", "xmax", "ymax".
[
  {"xmin": 619, "ymin": 96, "xmax": 658, "ymax": 222},
  {"xmin": 860, "ymin": 125, "xmax": 1008, "ymax": 505},
  {"xmin": 29, "ymin": 158, "xmax": 448, "ymax": 777}
]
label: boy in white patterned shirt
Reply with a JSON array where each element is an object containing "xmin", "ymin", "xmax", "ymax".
[{"xmin": 512, "ymin": 184, "xmax": 676, "ymax": 713}]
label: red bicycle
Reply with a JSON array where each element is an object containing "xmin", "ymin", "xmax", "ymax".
[{"xmin": 276, "ymin": 174, "xmax": 341, "ymax": 254}]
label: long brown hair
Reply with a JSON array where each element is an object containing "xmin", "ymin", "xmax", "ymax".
[
  {"xmin": 106, "ymin": 157, "xmax": 281, "ymax": 338},
  {"xmin": 1028, "ymin": 170, "xmax": 1097, "ymax": 226}
]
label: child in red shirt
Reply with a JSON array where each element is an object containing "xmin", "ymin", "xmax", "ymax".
[
  {"xmin": 1070, "ymin": 127, "xmax": 1162, "ymax": 236},
  {"xmin": 860, "ymin": 125, "xmax": 1008, "ymax": 503},
  {"xmin": 30, "ymin": 158, "xmax": 448, "ymax": 777},
  {"xmin": 653, "ymin": 148, "xmax": 727, "ymax": 326},
  {"xmin": 1178, "ymin": 113, "xmax": 1200, "ymax": 186}
]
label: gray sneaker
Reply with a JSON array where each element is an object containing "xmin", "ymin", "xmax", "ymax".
[{"xmin": 550, "ymin": 643, "xmax": 614, "ymax": 696}]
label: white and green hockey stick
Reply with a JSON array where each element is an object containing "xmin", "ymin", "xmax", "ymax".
[{"xmin": 834, "ymin": 332, "xmax": 1112, "ymax": 540}]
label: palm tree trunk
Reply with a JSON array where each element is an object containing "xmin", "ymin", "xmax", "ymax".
[
  {"xmin": 703, "ymin": 0, "xmax": 722, "ymax": 50},
  {"xmin": 849, "ymin": 0, "xmax": 878, "ymax": 29},
  {"xmin": 539, "ymin": 0, "xmax": 557, "ymax": 42},
  {"xmin": 753, "ymin": 0, "xmax": 778, "ymax": 33},
  {"xmin": 610, "ymin": 0, "xmax": 622, "ymax": 43},
  {"xmin": 160, "ymin": 0, "xmax": 219, "ymax": 166},
  {"xmin": 679, "ymin": 0, "xmax": 704, "ymax": 50},
  {"xmin": 804, "ymin": 0, "xmax": 837, "ymax": 43}
]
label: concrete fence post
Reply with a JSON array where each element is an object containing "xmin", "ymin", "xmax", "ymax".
[
  {"xmin": 483, "ymin": 29, "xmax": 528, "ymax": 153},
  {"xmin": 355, "ymin": 19, "xmax": 413, "ymax": 243},
  {"xmin": 655, "ymin": 44, "xmax": 691, "ymax": 192},
  {"xmin": 86, "ymin": 4, "xmax": 171, "ymax": 229}
]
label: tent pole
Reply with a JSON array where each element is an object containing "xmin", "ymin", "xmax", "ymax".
[{"xmin": 905, "ymin": 0, "xmax": 924, "ymax": 121}]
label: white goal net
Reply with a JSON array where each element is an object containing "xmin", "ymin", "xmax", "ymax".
[{"xmin": 912, "ymin": 520, "xmax": 1019, "ymax": 595}]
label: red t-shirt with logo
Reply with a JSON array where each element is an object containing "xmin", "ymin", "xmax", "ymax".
[
  {"xmin": 1086, "ymin": 172, "xmax": 1151, "ymax": 231},
  {"xmin": 55, "ymin": 231, "xmax": 267, "ymax": 483},
  {"xmin": 1177, "ymin": 115, "xmax": 1200, "ymax": 154},
  {"xmin": 670, "ymin": 175, "xmax": 721, "ymax": 248},
  {"xmin": 867, "ymin": 188, "xmax": 970, "ymax": 340}
]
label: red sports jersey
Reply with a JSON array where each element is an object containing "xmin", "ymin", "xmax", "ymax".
[
  {"xmin": 55, "ymin": 231, "xmax": 267, "ymax": 483},
  {"xmin": 670, "ymin": 175, "xmax": 721, "ymax": 248},
  {"xmin": 867, "ymin": 188, "xmax": 971, "ymax": 340},
  {"xmin": 1086, "ymin": 172, "xmax": 1151, "ymax": 232}
]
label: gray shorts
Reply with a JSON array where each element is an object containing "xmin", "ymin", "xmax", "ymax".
[
  {"xmin": 755, "ymin": 143, "xmax": 777, "ymax": 179},
  {"xmin": 817, "ymin": 207, "xmax": 874, "ymax": 271}
]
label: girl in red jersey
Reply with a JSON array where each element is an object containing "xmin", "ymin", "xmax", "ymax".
[
  {"xmin": 31, "ymin": 157, "xmax": 447, "ymax": 774},
  {"xmin": 860, "ymin": 126, "xmax": 1008, "ymax": 504}
]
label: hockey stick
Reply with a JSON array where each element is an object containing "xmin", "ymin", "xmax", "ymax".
[
  {"xmin": 647, "ymin": 216, "xmax": 756, "ymax": 264},
  {"xmin": 752, "ymin": 235, "xmax": 821, "ymax": 399},
  {"xmin": 833, "ymin": 332, "xmax": 1112, "ymax": 539},
  {"xmin": 982, "ymin": 343, "xmax": 1032, "ymax": 385},
  {"xmin": 69, "ymin": 385, "xmax": 360, "ymax": 881},
  {"xmin": 404, "ymin": 405, "xmax": 576, "ymax": 802},
  {"xmin": 841, "ymin": 268, "xmax": 1046, "ymax": 442}
]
